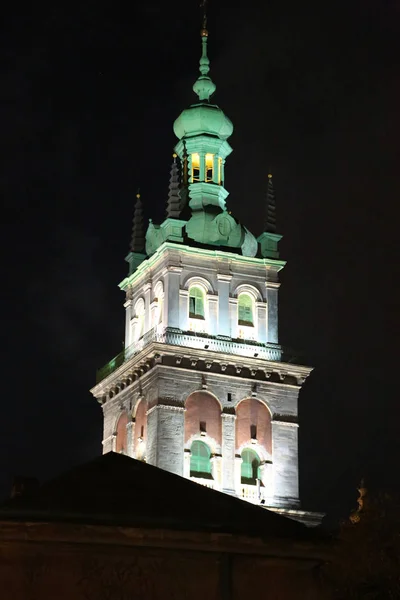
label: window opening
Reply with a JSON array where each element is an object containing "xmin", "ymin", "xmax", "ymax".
[
  {"xmin": 190, "ymin": 440, "xmax": 212, "ymax": 479},
  {"xmin": 238, "ymin": 293, "xmax": 254, "ymax": 326},
  {"xmin": 205, "ymin": 153, "xmax": 214, "ymax": 182},
  {"xmin": 189, "ymin": 286, "xmax": 205, "ymax": 319},
  {"xmin": 227, "ymin": 393, "xmax": 232, "ymax": 402},
  {"xmin": 250, "ymin": 424, "xmax": 257, "ymax": 440},
  {"xmin": 192, "ymin": 153, "xmax": 200, "ymax": 182},
  {"xmin": 241, "ymin": 448, "xmax": 261, "ymax": 485}
]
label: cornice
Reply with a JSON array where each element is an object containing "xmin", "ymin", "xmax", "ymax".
[{"xmin": 91, "ymin": 340, "xmax": 311, "ymax": 405}]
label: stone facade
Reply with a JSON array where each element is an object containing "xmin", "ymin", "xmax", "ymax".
[
  {"xmin": 91, "ymin": 243, "xmax": 312, "ymax": 512},
  {"xmin": 91, "ymin": 22, "xmax": 315, "ymax": 521}
]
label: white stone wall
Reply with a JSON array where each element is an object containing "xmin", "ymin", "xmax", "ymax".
[
  {"xmin": 122, "ymin": 244, "xmax": 282, "ymax": 348},
  {"xmin": 146, "ymin": 405, "xmax": 185, "ymax": 475},
  {"xmin": 98, "ymin": 363, "xmax": 301, "ymax": 508},
  {"xmin": 95, "ymin": 243, "xmax": 305, "ymax": 509}
]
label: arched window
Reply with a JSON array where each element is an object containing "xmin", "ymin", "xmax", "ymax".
[
  {"xmin": 189, "ymin": 286, "xmax": 205, "ymax": 319},
  {"xmin": 190, "ymin": 440, "xmax": 212, "ymax": 478},
  {"xmin": 134, "ymin": 298, "xmax": 145, "ymax": 340},
  {"xmin": 238, "ymin": 293, "xmax": 254, "ymax": 326},
  {"xmin": 205, "ymin": 153, "xmax": 214, "ymax": 182},
  {"xmin": 241, "ymin": 448, "xmax": 261, "ymax": 485},
  {"xmin": 191, "ymin": 153, "xmax": 200, "ymax": 182},
  {"xmin": 153, "ymin": 282, "xmax": 164, "ymax": 329}
]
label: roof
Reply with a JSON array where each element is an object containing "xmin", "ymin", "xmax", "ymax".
[{"xmin": 0, "ymin": 453, "xmax": 318, "ymax": 541}]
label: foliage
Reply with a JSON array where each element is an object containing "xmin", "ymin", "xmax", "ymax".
[{"xmin": 322, "ymin": 486, "xmax": 400, "ymax": 599}]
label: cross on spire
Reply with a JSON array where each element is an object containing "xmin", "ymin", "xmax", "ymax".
[{"xmin": 201, "ymin": 0, "xmax": 208, "ymax": 32}]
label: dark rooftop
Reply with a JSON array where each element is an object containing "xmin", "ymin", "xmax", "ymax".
[{"xmin": 0, "ymin": 453, "xmax": 321, "ymax": 541}]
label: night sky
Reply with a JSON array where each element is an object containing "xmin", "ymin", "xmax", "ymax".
[{"xmin": 2, "ymin": 1, "xmax": 399, "ymax": 516}]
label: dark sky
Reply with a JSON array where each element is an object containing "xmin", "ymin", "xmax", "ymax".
[{"xmin": 2, "ymin": 1, "xmax": 399, "ymax": 516}]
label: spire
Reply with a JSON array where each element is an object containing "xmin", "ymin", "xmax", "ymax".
[
  {"xmin": 130, "ymin": 191, "xmax": 145, "ymax": 252},
  {"xmin": 166, "ymin": 154, "xmax": 181, "ymax": 219},
  {"xmin": 193, "ymin": 1, "xmax": 216, "ymax": 102},
  {"xmin": 264, "ymin": 173, "xmax": 277, "ymax": 233}
]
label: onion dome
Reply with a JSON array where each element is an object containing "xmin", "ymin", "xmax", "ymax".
[{"xmin": 173, "ymin": 29, "xmax": 233, "ymax": 141}]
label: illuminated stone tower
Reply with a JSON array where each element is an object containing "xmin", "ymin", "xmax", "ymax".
[{"xmin": 91, "ymin": 21, "xmax": 314, "ymax": 521}]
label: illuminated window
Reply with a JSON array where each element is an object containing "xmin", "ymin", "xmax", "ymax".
[
  {"xmin": 205, "ymin": 153, "xmax": 214, "ymax": 182},
  {"xmin": 190, "ymin": 440, "xmax": 212, "ymax": 478},
  {"xmin": 218, "ymin": 157, "xmax": 222, "ymax": 184},
  {"xmin": 241, "ymin": 448, "xmax": 261, "ymax": 485},
  {"xmin": 191, "ymin": 153, "xmax": 200, "ymax": 182},
  {"xmin": 189, "ymin": 286, "xmax": 205, "ymax": 319},
  {"xmin": 238, "ymin": 293, "xmax": 254, "ymax": 326}
]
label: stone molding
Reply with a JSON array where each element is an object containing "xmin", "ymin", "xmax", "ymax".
[
  {"xmin": 272, "ymin": 420, "xmax": 299, "ymax": 428},
  {"xmin": 146, "ymin": 404, "xmax": 185, "ymax": 417}
]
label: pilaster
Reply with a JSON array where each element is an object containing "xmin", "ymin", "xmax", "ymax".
[
  {"xmin": 208, "ymin": 294, "xmax": 218, "ymax": 336},
  {"xmin": 146, "ymin": 404, "xmax": 185, "ymax": 476},
  {"xmin": 229, "ymin": 297, "xmax": 238, "ymax": 339},
  {"xmin": 266, "ymin": 283, "xmax": 279, "ymax": 344},
  {"xmin": 256, "ymin": 301, "xmax": 267, "ymax": 344},
  {"xmin": 221, "ymin": 413, "xmax": 236, "ymax": 494},
  {"xmin": 271, "ymin": 420, "xmax": 299, "ymax": 507},
  {"xmin": 126, "ymin": 420, "xmax": 135, "ymax": 458},
  {"xmin": 183, "ymin": 448, "xmax": 191, "ymax": 478},
  {"xmin": 234, "ymin": 454, "xmax": 242, "ymax": 495},
  {"xmin": 143, "ymin": 282, "xmax": 152, "ymax": 333},
  {"xmin": 123, "ymin": 298, "xmax": 132, "ymax": 348},
  {"xmin": 217, "ymin": 275, "xmax": 231, "ymax": 337},
  {"xmin": 166, "ymin": 268, "xmax": 182, "ymax": 329},
  {"xmin": 179, "ymin": 289, "xmax": 189, "ymax": 331}
]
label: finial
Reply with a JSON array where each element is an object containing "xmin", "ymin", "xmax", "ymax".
[
  {"xmin": 201, "ymin": 0, "xmax": 208, "ymax": 34},
  {"xmin": 193, "ymin": 0, "xmax": 216, "ymax": 102},
  {"xmin": 130, "ymin": 190, "xmax": 145, "ymax": 253},
  {"xmin": 264, "ymin": 173, "xmax": 277, "ymax": 233}
]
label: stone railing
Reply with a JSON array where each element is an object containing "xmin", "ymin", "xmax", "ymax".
[
  {"xmin": 162, "ymin": 329, "xmax": 282, "ymax": 361},
  {"xmin": 239, "ymin": 483, "xmax": 265, "ymax": 505},
  {"xmin": 96, "ymin": 327, "xmax": 302, "ymax": 384},
  {"xmin": 190, "ymin": 476, "xmax": 215, "ymax": 490}
]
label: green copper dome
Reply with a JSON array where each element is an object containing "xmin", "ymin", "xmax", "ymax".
[
  {"xmin": 173, "ymin": 29, "xmax": 233, "ymax": 141},
  {"xmin": 173, "ymin": 103, "xmax": 233, "ymax": 140}
]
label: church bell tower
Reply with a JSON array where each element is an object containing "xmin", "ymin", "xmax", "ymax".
[{"xmin": 91, "ymin": 17, "xmax": 312, "ymax": 516}]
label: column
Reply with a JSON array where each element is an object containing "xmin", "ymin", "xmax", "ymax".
[
  {"xmin": 221, "ymin": 413, "xmax": 236, "ymax": 495},
  {"xmin": 146, "ymin": 405, "xmax": 185, "ymax": 476},
  {"xmin": 102, "ymin": 405, "xmax": 117, "ymax": 454},
  {"xmin": 256, "ymin": 302, "xmax": 268, "ymax": 343},
  {"xmin": 211, "ymin": 455, "xmax": 222, "ymax": 491},
  {"xmin": 179, "ymin": 289, "xmax": 189, "ymax": 331},
  {"xmin": 234, "ymin": 455, "xmax": 242, "ymax": 496},
  {"xmin": 166, "ymin": 268, "xmax": 182, "ymax": 329},
  {"xmin": 183, "ymin": 448, "xmax": 191, "ymax": 478},
  {"xmin": 144, "ymin": 282, "xmax": 152, "ymax": 333},
  {"xmin": 208, "ymin": 294, "xmax": 218, "ymax": 336},
  {"xmin": 266, "ymin": 284, "xmax": 279, "ymax": 343},
  {"xmin": 126, "ymin": 420, "xmax": 135, "ymax": 458},
  {"xmin": 271, "ymin": 421, "xmax": 300, "ymax": 507},
  {"xmin": 217, "ymin": 275, "xmax": 231, "ymax": 337},
  {"xmin": 229, "ymin": 298, "xmax": 238, "ymax": 339},
  {"xmin": 123, "ymin": 298, "xmax": 132, "ymax": 348},
  {"xmin": 259, "ymin": 462, "xmax": 273, "ymax": 505}
]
